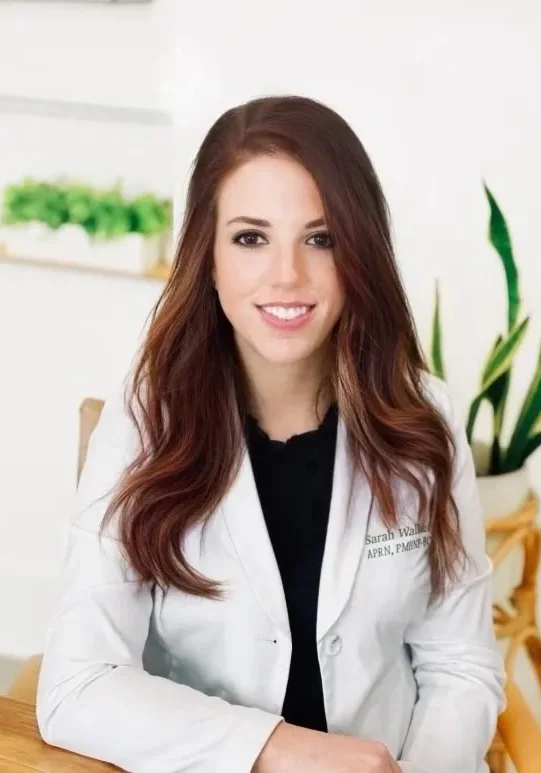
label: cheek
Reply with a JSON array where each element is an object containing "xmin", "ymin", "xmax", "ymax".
[
  {"xmin": 214, "ymin": 253, "xmax": 262, "ymax": 321},
  {"xmin": 319, "ymin": 263, "xmax": 345, "ymax": 317}
]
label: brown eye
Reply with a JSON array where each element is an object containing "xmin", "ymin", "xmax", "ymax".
[
  {"xmin": 307, "ymin": 232, "xmax": 334, "ymax": 249},
  {"xmin": 232, "ymin": 231, "xmax": 266, "ymax": 247}
]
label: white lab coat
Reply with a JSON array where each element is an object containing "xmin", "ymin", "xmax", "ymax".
[{"xmin": 36, "ymin": 373, "xmax": 505, "ymax": 773}]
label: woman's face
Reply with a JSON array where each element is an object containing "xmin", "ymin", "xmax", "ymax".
[{"xmin": 213, "ymin": 155, "xmax": 345, "ymax": 369}]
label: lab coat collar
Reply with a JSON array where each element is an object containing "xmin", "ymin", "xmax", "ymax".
[{"xmin": 220, "ymin": 416, "xmax": 373, "ymax": 642}]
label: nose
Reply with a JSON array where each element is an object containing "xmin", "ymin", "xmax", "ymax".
[{"xmin": 268, "ymin": 246, "xmax": 303, "ymax": 287}]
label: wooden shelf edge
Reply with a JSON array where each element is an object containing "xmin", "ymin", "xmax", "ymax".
[{"xmin": 0, "ymin": 250, "xmax": 171, "ymax": 283}]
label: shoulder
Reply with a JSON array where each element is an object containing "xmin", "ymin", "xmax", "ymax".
[
  {"xmin": 73, "ymin": 373, "xmax": 142, "ymax": 537},
  {"xmin": 418, "ymin": 371, "xmax": 475, "ymax": 486}
]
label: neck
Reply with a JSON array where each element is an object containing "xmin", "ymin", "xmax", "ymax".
[{"xmin": 241, "ymin": 350, "xmax": 331, "ymax": 442}]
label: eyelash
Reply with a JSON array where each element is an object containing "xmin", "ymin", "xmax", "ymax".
[{"xmin": 231, "ymin": 230, "xmax": 334, "ymax": 250}]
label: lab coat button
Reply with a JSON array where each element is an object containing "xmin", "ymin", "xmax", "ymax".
[{"xmin": 324, "ymin": 633, "xmax": 342, "ymax": 656}]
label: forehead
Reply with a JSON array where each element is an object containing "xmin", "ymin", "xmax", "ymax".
[{"xmin": 216, "ymin": 155, "xmax": 323, "ymax": 222}]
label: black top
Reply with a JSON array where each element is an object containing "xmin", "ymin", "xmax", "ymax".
[{"xmin": 245, "ymin": 405, "xmax": 338, "ymax": 732}]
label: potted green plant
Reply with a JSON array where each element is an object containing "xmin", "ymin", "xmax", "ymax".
[
  {"xmin": 429, "ymin": 185, "xmax": 541, "ymax": 521},
  {"xmin": 0, "ymin": 178, "xmax": 173, "ymax": 276}
]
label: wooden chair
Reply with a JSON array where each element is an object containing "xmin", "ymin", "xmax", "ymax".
[
  {"xmin": 487, "ymin": 492, "xmax": 541, "ymax": 772},
  {"xmin": 8, "ymin": 398, "xmax": 541, "ymax": 772}
]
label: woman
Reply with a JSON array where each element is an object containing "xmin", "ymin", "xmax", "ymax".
[{"xmin": 36, "ymin": 95, "xmax": 505, "ymax": 773}]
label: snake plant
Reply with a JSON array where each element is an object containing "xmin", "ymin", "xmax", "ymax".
[{"xmin": 429, "ymin": 184, "xmax": 541, "ymax": 475}]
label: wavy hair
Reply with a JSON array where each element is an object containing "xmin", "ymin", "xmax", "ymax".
[{"xmin": 101, "ymin": 95, "xmax": 465, "ymax": 602}]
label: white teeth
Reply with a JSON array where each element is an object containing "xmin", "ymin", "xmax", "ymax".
[{"xmin": 262, "ymin": 305, "xmax": 310, "ymax": 320}]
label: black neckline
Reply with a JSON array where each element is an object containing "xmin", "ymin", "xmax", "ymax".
[{"xmin": 245, "ymin": 403, "xmax": 338, "ymax": 450}]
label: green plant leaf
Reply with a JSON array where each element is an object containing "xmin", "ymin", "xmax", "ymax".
[
  {"xmin": 2, "ymin": 179, "xmax": 67, "ymax": 227},
  {"xmin": 485, "ymin": 372, "xmax": 510, "ymax": 474},
  {"xmin": 520, "ymin": 432, "xmax": 541, "ymax": 466},
  {"xmin": 483, "ymin": 334, "xmax": 511, "ymax": 474},
  {"xmin": 430, "ymin": 281, "xmax": 445, "ymax": 379},
  {"xmin": 64, "ymin": 183, "xmax": 95, "ymax": 226},
  {"xmin": 503, "ymin": 345, "xmax": 541, "ymax": 471},
  {"xmin": 466, "ymin": 317, "xmax": 529, "ymax": 442},
  {"xmin": 484, "ymin": 183, "xmax": 520, "ymax": 330},
  {"xmin": 93, "ymin": 189, "xmax": 131, "ymax": 239},
  {"xmin": 466, "ymin": 393, "xmax": 484, "ymax": 445},
  {"xmin": 481, "ymin": 317, "xmax": 529, "ymax": 389},
  {"xmin": 128, "ymin": 194, "xmax": 172, "ymax": 236},
  {"xmin": 1, "ymin": 178, "xmax": 172, "ymax": 240}
]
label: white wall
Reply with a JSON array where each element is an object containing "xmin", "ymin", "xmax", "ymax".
[
  {"xmin": 0, "ymin": 262, "xmax": 162, "ymax": 656},
  {"xmin": 0, "ymin": 0, "xmax": 175, "ymax": 197},
  {"xmin": 0, "ymin": 111, "xmax": 173, "ymax": 199},
  {"xmin": 1, "ymin": 0, "xmax": 540, "ymax": 676},
  {"xmin": 0, "ymin": 0, "xmax": 173, "ymax": 657},
  {"xmin": 0, "ymin": 0, "xmax": 173, "ymax": 110}
]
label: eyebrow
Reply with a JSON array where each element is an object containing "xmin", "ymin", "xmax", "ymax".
[{"xmin": 225, "ymin": 216, "xmax": 326, "ymax": 229}]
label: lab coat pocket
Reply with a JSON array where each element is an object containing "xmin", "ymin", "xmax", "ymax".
[{"xmin": 360, "ymin": 503, "xmax": 432, "ymax": 633}]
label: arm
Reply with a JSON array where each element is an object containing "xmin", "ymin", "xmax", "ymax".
[
  {"xmin": 36, "ymin": 386, "xmax": 282, "ymax": 773},
  {"xmin": 398, "ymin": 380, "xmax": 506, "ymax": 773}
]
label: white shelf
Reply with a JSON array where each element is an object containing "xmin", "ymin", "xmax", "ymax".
[
  {"xmin": 0, "ymin": 93, "xmax": 172, "ymax": 127},
  {"xmin": 9, "ymin": 1, "xmax": 154, "ymax": 4}
]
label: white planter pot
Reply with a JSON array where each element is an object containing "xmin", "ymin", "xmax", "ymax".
[
  {"xmin": 0, "ymin": 222, "xmax": 163, "ymax": 275},
  {"xmin": 0, "ymin": 222, "xmax": 59, "ymax": 262},
  {"xmin": 477, "ymin": 467, "xmax": 530, "ymax": 520},
  {"xmin": 474, "ymin": 444, "xmax": 530, "ymax": 609},
  {"xmin": 74, "ymin": 232, "xmax": 162, "ymax": 275}
]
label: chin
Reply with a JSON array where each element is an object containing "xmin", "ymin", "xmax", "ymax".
[{"xmin": 252, "ymin": 340, "xmax": 319, "ymax": 366}]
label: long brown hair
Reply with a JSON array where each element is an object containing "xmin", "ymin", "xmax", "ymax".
[{"xmin": 102, "ymin": 94, "xmax": 465, "ymax": 602}]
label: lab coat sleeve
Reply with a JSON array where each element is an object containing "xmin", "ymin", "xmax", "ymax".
[
  {"xmin": 36, "ymin": 386, "xmax": 283, "ymax": 773},
  {"xmin": 398, "ymin": 379, "xmax": 506, "ymax": 773}
]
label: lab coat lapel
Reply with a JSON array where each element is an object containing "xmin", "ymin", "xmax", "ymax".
[
  {"xmin": 316, "ymin": 417, "xmax": 373, "ymax": 642},
  {"xmin": 220, "ymin": 447, "xmax": 290, "ymax": 637}
]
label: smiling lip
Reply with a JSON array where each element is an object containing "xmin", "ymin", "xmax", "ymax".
[{"xmin": 256, "ymin": 303, "xmax": 315, "ymax": 331}]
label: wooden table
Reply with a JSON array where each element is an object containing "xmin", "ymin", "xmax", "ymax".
[{"xmin": 0, "ymin": 695, "xmax": 120, "ymax": 772}]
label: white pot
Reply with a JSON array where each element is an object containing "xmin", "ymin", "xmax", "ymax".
[
  {"xmin": 0, "ymin": 222, "xmax": 58, "ymax": 262},
  {"xmin": 54, "ymin": 224, "xmax": 89, "ymax": 265},
  {"xmin": 85, "ymin": 232, "xmax": 162, "ymax": 275},
  {"xmin": 0, "ymin": 222, "xmax": 163, "ymax": 275},
  {"xmin": 477, "ymin": 467, "xmax": 530, "ymax": 519},
  {"xmin": 474, "ymin": 445, "xmax": 530, "ymax": 610}
]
